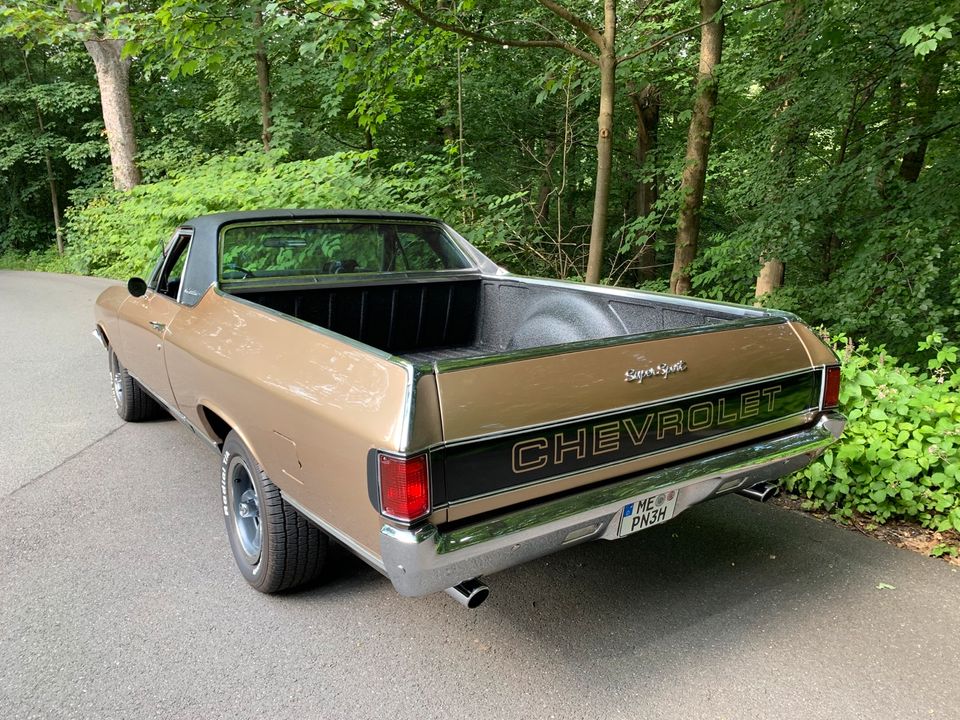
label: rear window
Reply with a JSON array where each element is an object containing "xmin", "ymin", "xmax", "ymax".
[{"xmin": 219, "ymin": 221, "xmax": 471, "ymax": 282}]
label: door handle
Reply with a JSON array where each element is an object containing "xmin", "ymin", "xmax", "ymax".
[{"xmin": 149, "ymin": 321, "xmax": 166, "ymax": 332}]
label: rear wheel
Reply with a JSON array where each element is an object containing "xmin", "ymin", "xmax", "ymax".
[
  {"xmin": 109, "ymin": 348, "xmax": 163, "ymax": 422},
  {"xmin": 220, "ymin": 431, "xmax": 329, "ymax": 593}
]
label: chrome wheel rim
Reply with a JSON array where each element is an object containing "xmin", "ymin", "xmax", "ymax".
[
  {"xmin": 227, "ymin": 456, "xmax": 261, "ymax": 565},
  {"xmin": 109, "ymin": 353, "xmax": 123, "ymax": 408}
]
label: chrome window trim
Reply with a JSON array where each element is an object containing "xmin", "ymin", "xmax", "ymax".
[
  {"xmin": 149, "ymin": 228, "xmax": 194, "ymax": 296},
  {"xmin": 174, "ymin": 229, "xmax": 196, "ymax": 305},
  {"xmin": 215, "ymin": 218, "xmax": 476, "ymax": 285}
]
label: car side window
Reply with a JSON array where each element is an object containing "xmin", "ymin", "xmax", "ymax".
[{"xmin": 156, "ymin": 232, "xmax": 193, "ymax": 301}]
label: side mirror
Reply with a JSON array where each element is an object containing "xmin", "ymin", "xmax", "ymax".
[{"xmin": 127, "ymin": 277, "xmax": 147, "ymax": 297}]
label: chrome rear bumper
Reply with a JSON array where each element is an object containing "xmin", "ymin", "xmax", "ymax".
[{"xmin": 380, "ymin": 413, "xmax": 845, "ymax": 597}]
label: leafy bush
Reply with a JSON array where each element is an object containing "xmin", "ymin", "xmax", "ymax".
[
  {"xmin": 0, "ymin": 247, "xmax": 78, "ymax": 274},
  {"xmin": 65, "ymin": 151, "xmax": 524, "ymax": 279},
  {"xmin": 787, "ymin": 333, "xmax": 960, "ymax": 532}
]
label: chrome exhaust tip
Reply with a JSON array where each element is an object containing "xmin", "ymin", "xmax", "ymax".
[
  {"xmin": 737, "ymin": 481, "xmax": 780, "ymax": 503},
  {"xmin": 444, "ymin": 578, "xmax": 490, "ymax": 609}
]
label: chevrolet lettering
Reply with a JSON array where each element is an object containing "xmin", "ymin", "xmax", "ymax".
[{"xmin": 93, "ymin": 209, "xmax": 845, "ymax": 609}]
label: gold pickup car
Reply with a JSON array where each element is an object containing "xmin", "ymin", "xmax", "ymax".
[{"xmin": 94, "ymin": 210, "xmax": 844, "ymax": 608}]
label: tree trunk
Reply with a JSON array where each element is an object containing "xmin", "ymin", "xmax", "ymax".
[
  {"xmin": 755, "ymin": 258, "xmax": 783, "ymax": 296},
  {"xmin": 876, "ymin": 74, "xmax": 902, "ymax": 197},
  {"xmin": 898, "ymin": 50, "xmax": 947, "ymax": 183},
  {"xmin": 253, "ymin": 9, "xmax": 273, "ymax": 153},
  {"xmin": 83, "ymin": 38, "xmax": 141, "ymax": 191},
  {"xmin": 23, "ymin": 50, "xmax": 64, "ymax": 254},
  {"xmin": 753, "ymin": 0, "xmax": 804, "ymax": 298},
  {"xmin": 625, "ymin": 82, "xmax": 659, "ymax": 282},
  {"xmin": 585, "ymin": 0, "xmax": 617, "ymax": 285},
  {"xmin": 670, "ymin": 0, "xmax": 723, "ymax": 295},
  {"xmin": 437, "ymin": 102, "xmax": 456, "ymax": 144},
  {"xmin": 534, "ymin": 137, "xmax": 557, "ymax": 227},
  {"xmin": 819, "ymin": 81, "xmax": 875, "ymax": 279}
]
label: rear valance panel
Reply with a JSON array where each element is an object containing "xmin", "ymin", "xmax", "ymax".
[{"xmin": 439, "ymin": 369, "xmax": 821, "ymax": 503}]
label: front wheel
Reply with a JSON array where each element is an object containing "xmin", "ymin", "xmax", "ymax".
[
  {"xmin": 220, "ymin": 431, "xmax": 329, "ymax": 593},
  {"xmin": 108, "ymin": 348, "xmax": 163, "ymax": 422}
]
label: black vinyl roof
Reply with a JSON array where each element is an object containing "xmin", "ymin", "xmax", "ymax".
[
  {"xmin": 182, "ymin": 208, "xmax": 440, "ymax": 231},
  {"xmin": 175, "ymin": 209, "xmax": 449, "ymax": 306}
]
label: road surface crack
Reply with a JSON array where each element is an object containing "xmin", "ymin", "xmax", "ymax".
[{"xmin": 6, "ymin": 424, "xmax": 126, "ymax": 499}]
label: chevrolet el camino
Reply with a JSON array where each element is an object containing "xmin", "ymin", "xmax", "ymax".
[{"xmin": 93, "ymin": 210, "xmax": 845, "ymax": 608}]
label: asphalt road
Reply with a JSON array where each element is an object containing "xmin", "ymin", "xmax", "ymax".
[{"xmin": 2, "ymin": 270, "xmax": 958, "ymax": 720}]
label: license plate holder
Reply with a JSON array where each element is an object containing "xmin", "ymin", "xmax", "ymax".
[{"xmin": 616, "ymin": 488, "xmax": 679, "ymax": 537}]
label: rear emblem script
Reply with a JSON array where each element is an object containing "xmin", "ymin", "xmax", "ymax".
[{"xmin": 625, "ymin": 361, "xmax": 688, "ymax": 383}]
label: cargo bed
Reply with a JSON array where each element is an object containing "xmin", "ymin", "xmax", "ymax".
[{"xmin": 229, "ymin": 275, "xmax": 765, "ymax": 362}]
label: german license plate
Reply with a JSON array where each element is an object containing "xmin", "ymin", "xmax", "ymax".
[{"xmin": 617, "ymin": 488, "xmax": 679, "ymax": 537}]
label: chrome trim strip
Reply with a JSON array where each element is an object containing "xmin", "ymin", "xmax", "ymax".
[
  {"xmin": 135, "ymin": 349, "xmax": 389, "ymax": 572},
  {"xmin": 380, "ymin": 412, "xmax": 845, "ymax": 597},
  {"xmin": 435, "ymin": 367, "xmax": 822, "ymax": 450},
  {"xmin": 282, "ymin": 494, "xmax": 386, "ymax": 572},
  {"xmin": 174, "ymin": 228, "xmax": 196, "ymax": 305},
  {"xmin": 818, "ymin": 363, "xmax": 828, "ymax": 409},
  {"xmin": 126, "ymin": 369, "xmax": 221, "ymax": 454},
  {"xmin": 398, "ymin": 362, "xmax": 429, "ymax": 452},
  {"xmin": 493, "ymin": 274, "xmax": 792, "ymax": 317},
  {"xmin": 92, "ymin": 327, "xmax": 108, "ymax": 348},
  {"xmin": 443, "ymin": 408, "xmax": 819, "ymax": 507}
]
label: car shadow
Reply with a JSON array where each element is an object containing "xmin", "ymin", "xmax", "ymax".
[
  {"xmin": 301, "ymin": 494, "xmax": 854, "ymax": 653},
  {"xmin": 479, "ymin": 495, "xmax": 849, "ymax": 664}
]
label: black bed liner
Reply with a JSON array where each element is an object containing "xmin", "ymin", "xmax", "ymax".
[{"xmin": 229, "ymin": 277, "xmax": 753, "ymax": 361}]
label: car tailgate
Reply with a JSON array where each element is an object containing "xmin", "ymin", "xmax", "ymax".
[{"xmin": 431, "ymin": 319, "xmax": 825, "ymax": 520}]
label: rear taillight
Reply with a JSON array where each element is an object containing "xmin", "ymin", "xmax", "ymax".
[
  {"xmin": 378, "ymin": 453, "xmax": 430, "ymax": 522},
  {"xmin": 823, "ymin": 366, "xmax": 841, "ymax": 409}
]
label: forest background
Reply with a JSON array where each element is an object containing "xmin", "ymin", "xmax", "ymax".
[{"xmin": 1, "ymin": 0, "xmax": 959, "ymax": 541}]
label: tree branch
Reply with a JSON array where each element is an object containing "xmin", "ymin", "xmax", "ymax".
[
  {"xmin": 536, "ymin": 0, "xmax": 603, "ymax": 48},
  {"xmin": 394, "ymin": 0, "xmax": 599, "ymax": 66},
  {"xmin": 618, "ymin": 0, "xmax": 784, "ymax": 64}
]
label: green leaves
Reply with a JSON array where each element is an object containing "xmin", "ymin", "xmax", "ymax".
[
  {"xmin": 791, "ymin": 333, "xmax": 960, "ymax": 530},
  {"xmin": 899, "ymin": 15, "xmax": 954, "ymax": 56},
  {"xmin": 64, "ymin": 150, "xmax": 524, "ymax": 277}
]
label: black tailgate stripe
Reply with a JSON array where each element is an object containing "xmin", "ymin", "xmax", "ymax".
[{"xmin": 439, "ymin": 370, "xmax": 820, "ymax": 502}]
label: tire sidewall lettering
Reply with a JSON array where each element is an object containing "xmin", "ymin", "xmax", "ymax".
[
  {"xmin": 221, "ymin": 451, "xmax": 232, "ymax": 517},
  {"xmin": 222, "ymin": 446, "xmax": 263, "ymax": 576}
]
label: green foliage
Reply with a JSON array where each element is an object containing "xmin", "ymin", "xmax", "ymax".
[
  {"xmin": 0, "ymin": 41, "xmax": 103, "ymax": 255},
  {"xmin": 0, "ymin": 246, "xmax": 77, "ymax": 273},
  {"xmin": 931, "ymin": 542, "xmax": 959, "ymax": 557},
  {"xmin": 900, "ymin": 14, "xmax": 954, "ymax": 56},
  {"xmin": 787, "ymin": 333, "xmax": 960, "ymax": 533},
  {"xmin": 65, "ymin": 151, "xmax": 523, "ymax": 278}
]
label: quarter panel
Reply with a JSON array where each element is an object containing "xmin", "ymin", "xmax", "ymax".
[
  {"xmin": 788, "ymin": 322, "xmax": 841, "ymax": 366},
  {"xmin": 162, "ymin": 291, "xmax": 412, "ymax": 557}
]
